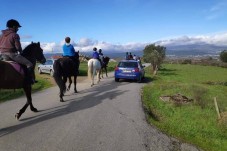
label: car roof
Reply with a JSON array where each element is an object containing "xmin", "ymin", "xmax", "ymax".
[{"xmin": 119, "ymin": 59, "xmax": 138, "ymax": 62}]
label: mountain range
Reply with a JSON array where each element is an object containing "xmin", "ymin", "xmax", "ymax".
[{"xmin": 44, "ymin": 43, "xmax": 227, "ymax": 59}]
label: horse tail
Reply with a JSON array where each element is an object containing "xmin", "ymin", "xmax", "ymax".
[
  {"xmin": 53, "ymin": 59, "xmax": 66, "ymax": 93},
  {"xmin": 88, "ymin": 59, "xmax": 93, "ymax": 80}
]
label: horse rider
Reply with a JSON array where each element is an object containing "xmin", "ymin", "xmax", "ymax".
[
  {"xmin": 98, "ymin": 49, "xmax": 104, "ymax": 67},
  {"xmin": 92, "ymin": 47, "xmax": 102, "ymax": 64},
  {"xmin": 0, "ymin": 19, "xmax": 35, "ymax": 84},
  {"xmin": 128, "ymin": 52, "xmax": 133, "ymax": 60},
  {"xmin": 62, "ymin": 37, "xmax": 79, "ymax": 74},
  {"xmin": 125, "ymin": 52, "xmax": 129, "ymax": 60}
]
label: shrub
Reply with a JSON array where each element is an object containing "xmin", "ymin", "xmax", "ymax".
[{"xmin": 220, "ymin": 50, "xmax": 227, "ymax": 63}]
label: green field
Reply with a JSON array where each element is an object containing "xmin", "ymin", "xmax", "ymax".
[{"xmin": 142, "ymin": 64, "xmax": 227, "ymax": 151}]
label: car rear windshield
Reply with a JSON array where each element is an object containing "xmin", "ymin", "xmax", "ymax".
[
  {"xmin": 45, "ymin": 60, "xmax": 53, "ymax": 65},
  {"xmin": 118, "ymin": 62, "xmax": 138, "ymax": 68}
]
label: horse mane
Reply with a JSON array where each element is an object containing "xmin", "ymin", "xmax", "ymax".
[{"xmin": 22, "ymin": 42, "xmax": 40, "ymax": 55}]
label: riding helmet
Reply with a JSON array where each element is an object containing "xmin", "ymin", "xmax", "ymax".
[
  {"xmin": 93, "ymin": 47, "xmax": 97, "ymax": 51},
  {"xmin": 6, "ymin": 19, "xmax": 22, "ymax": 28},
  {"xmin": 65, "ymin": 37, "xmax": 71, "ymax": 43},
  {"xmin": 99, "ymin": 49, "xmax": 102, "ymax": 52}
]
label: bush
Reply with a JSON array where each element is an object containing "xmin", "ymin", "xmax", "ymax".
[{"xmin": 220, "ymin": 50, "xmax": 227, "ymax": 63}]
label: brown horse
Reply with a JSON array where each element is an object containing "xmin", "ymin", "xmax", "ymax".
[
  {"xmin": 101, "ymin": 56, "xmax": 110, "ymax": 78},
  {"xmin": 53, "ymin": 57, "xmax": 79, "ymax": 102},
  {"xmin": 0, "ymin": 42, "xmax": 46, "ymax": 120}
]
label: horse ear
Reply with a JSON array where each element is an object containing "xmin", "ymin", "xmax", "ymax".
[
  {"xmin": 38, "ymin": 42, "xmax": 40, "ymax": 46},
  {"xmin": 31, "ymin": 41, "xmax": 33, "ymax": 44}
]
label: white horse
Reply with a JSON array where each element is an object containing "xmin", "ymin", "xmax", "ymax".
[{"xmin": 88, "ymin": 59, "xmax": 101, "ymax": 86}]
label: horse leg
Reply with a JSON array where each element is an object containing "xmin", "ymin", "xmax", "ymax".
[
  {"xmin": 105, "ymin": 67, "xmax": 108, "ymax": 77},
  {"xmin": 15, "ymin": 103, "xmax": 29, "ymax": 120},
  {"xmin": 101, "ymin": 68, "xmax": 103, "ymax": 78},
  {"xmin": 67, "ymin": 76, "xmax": 72, "ymax": 91},
  {"xmin": 73, "ymin": 75, "xmax": 78, "ymax": 93},
  {"xmin": 59, "ymin": 76, "xmax": 67, "ymax": 102},
  {"xmin": 24, "ymin": 85, "xmax": 38, "ymax": 112},
  {"xmin": 97, "ymin": 69, "xmax": 101, "ymax": 84},
  {"xmin": 91, "ymin": 69, "xmax": 95, "ymax": 87},
  {"xmin": 60, "ymin": 92, "xmax": 64, "ymax": 102},
  {"xmin": 15, "ymin": 85, "xmax": 37, "ymax": 120}
]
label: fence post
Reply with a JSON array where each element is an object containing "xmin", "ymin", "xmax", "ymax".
[{"xmin": 214, "ymin": 97, "xmax": 221, "ymax": 119}]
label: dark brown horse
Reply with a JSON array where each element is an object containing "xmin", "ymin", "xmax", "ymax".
[
  {"xmin": 0, "ymin": 42, "xmax": 46, "ymax": 120},
  {"xmin": 101, "ymin": 56, "xmax": 110, "ymax": 78},
  {"xmin": 53, "ymin": 57, "xmax": 79, "ymax": 102}
]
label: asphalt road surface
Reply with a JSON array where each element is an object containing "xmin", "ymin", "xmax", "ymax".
[{"xmin": 0, "ymin": 72, "xmax": 202, "ymax": 151}]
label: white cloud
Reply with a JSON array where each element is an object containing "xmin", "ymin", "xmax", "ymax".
[
  {"xmin": 206, "ymin": 1, "xmax": 227, "ymax": 20},
  {"xmin": 21, "ymin": 32, "xmax": 227, "ymax": 53},
  {"xmin": 155, "ymin": 32, "xmax": 227, "ymax": 46},
  {"xmin": 77, "ymin": 38, "xmax": 97, "ymax": 47}
]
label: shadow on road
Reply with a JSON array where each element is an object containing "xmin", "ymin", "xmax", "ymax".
[{"xmin": 0, "ymin": 80, "xmax": 129, "ymax": 137}]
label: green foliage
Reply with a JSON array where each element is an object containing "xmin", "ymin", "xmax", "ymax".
[
  {"xmin": 143, "ymin": 64, "xmax": 227, "ymax": 151},
  {"xmin": 220, "ymin": 50, "xmax": 227, "ymax": 63},
  {"xmin": 143, "ymin": 44, "xmax": 166, "ymax": 71},
  {"xmin": 78, "ymin": 61, "xmax": 88, "ymax": 76}
]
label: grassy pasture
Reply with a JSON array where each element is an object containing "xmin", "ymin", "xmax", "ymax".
[{"xmin": 143, "ymin": 64, "xmax": 227, "ymax": 151}]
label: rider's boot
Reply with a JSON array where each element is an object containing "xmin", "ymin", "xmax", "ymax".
[{"xmin": 25, "ymin": 67, "xmax": 35, "ymax": 85}]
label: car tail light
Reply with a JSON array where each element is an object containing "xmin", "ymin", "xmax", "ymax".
[
  {"xmin": 115, "ymin": 67, "xmax": 119, "ymax": 71},
  {"xmin": 134, "ymin": 68, "xmax": 139, "ymax": 72}
]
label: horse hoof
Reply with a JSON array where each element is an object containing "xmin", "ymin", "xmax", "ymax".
[
  {"xmin": 31, "ymin": 108, "xmax": 38, "ymax": 112},
  {"xmin": 60, "ymin": 99, "xmax": 65, "ymax": 102},
  {"xmin": 15, "ymin": 113, "xmax": 21, "ymax": 120}
]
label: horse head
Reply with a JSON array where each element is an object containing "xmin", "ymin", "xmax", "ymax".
[
  {"xmin": 22, "ymin": 42, "xmax": 46, "ymax": 64},
  {"xmin": 104, "ymin": 56, "xmax": 110, "ymax": 64}
]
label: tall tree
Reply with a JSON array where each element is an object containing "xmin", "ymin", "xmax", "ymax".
[{"xmin": 143, "ymin": 44, "xmax": 166, "ymax": 74}]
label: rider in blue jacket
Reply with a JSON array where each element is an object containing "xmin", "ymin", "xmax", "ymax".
[
  {"xmin": 92, "ymin": 47, "xmax": 99, "ymax": 59},
  {"xmin": 62, "ymin": 37, "xmax": 79, "ymax": 73},
  {"xmin": 92, "ymin": 47, "xmax": 102, "ymax": 65}
]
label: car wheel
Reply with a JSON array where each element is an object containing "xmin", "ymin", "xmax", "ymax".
[
  {"xmin": 115, "ymin": 78, "xmax": 119, "ymax": 82},
  {"xmin": 38, "ymin": 68, "xmax": 42, "ymax": 74},
  {"xmin": 50, "ymin": 70, "xmax": 54, "ymax": 76}
]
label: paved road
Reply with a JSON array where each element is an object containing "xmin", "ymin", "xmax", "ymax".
[{"xmin": 0, "ymin": 72, "xmax": 202, "ymax": 151}]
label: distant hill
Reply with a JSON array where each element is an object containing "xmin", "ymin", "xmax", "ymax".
[
  {"xmin": 44, "ymin": 51, "xmax": 143, "ymax": 60},
  {"xmin": 44, "ymin": 43, "xmax": 227, "ymax": 59}
]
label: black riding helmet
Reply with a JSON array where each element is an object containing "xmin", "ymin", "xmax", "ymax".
[
  {"xmin": 7, "ymin": 19, "xmax": 22, "ymax": 28},
  {"xmin": 93, "ymin": 47, "xmax": 97, "ymax": 51}
]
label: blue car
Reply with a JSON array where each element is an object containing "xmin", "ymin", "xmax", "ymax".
[{"xmin": 114, "ymin": 60, "xmax": 145, "ymax": 82}]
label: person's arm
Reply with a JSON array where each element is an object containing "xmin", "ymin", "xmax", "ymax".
[{"xmin": 14, "ymin": 34, "xmax": 22, "ymax": 53}]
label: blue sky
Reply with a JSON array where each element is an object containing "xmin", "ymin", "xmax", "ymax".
[{"xmin": 1, "ymin": 0, "xmax": 227, "ymax": 53}]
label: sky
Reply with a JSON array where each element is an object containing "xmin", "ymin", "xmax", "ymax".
[{"xmin": 1, "ymin": 0, "xmax": 227, "ymax": 53}]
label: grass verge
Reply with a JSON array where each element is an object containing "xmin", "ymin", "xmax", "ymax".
[{"xmin": 142, "ymin": 64, "xmax": 227, "ymax": 151}]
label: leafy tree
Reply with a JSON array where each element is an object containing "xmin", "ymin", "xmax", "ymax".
[
  {"xmin": 143, "ymin": 44, "xmax": 166, "ymax": 74},
  {"xmin": 220, "ymin": 50, "xmax": 227, "ymax": 63}
]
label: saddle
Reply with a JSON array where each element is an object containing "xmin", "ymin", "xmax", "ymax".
[
  {"xmin": 62, "ymin": 56, "xmax": 79, "ymax": 75},
  {"xmin": 4, "ymin": 60, "xmax": 25, "ymax": 75}
]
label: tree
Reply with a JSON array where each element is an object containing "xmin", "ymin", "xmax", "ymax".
[
  {"xmin": 143, "ymin": 44, "xmax": 166, "ymax": 74},
  {"xmin": 220, "ymin": 50, "xmax": 227, "ymax": 63}
]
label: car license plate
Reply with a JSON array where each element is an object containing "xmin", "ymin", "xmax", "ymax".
[{"xmin": 123, "ymin": 69, "xmax": 131, "ymax": 73}]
